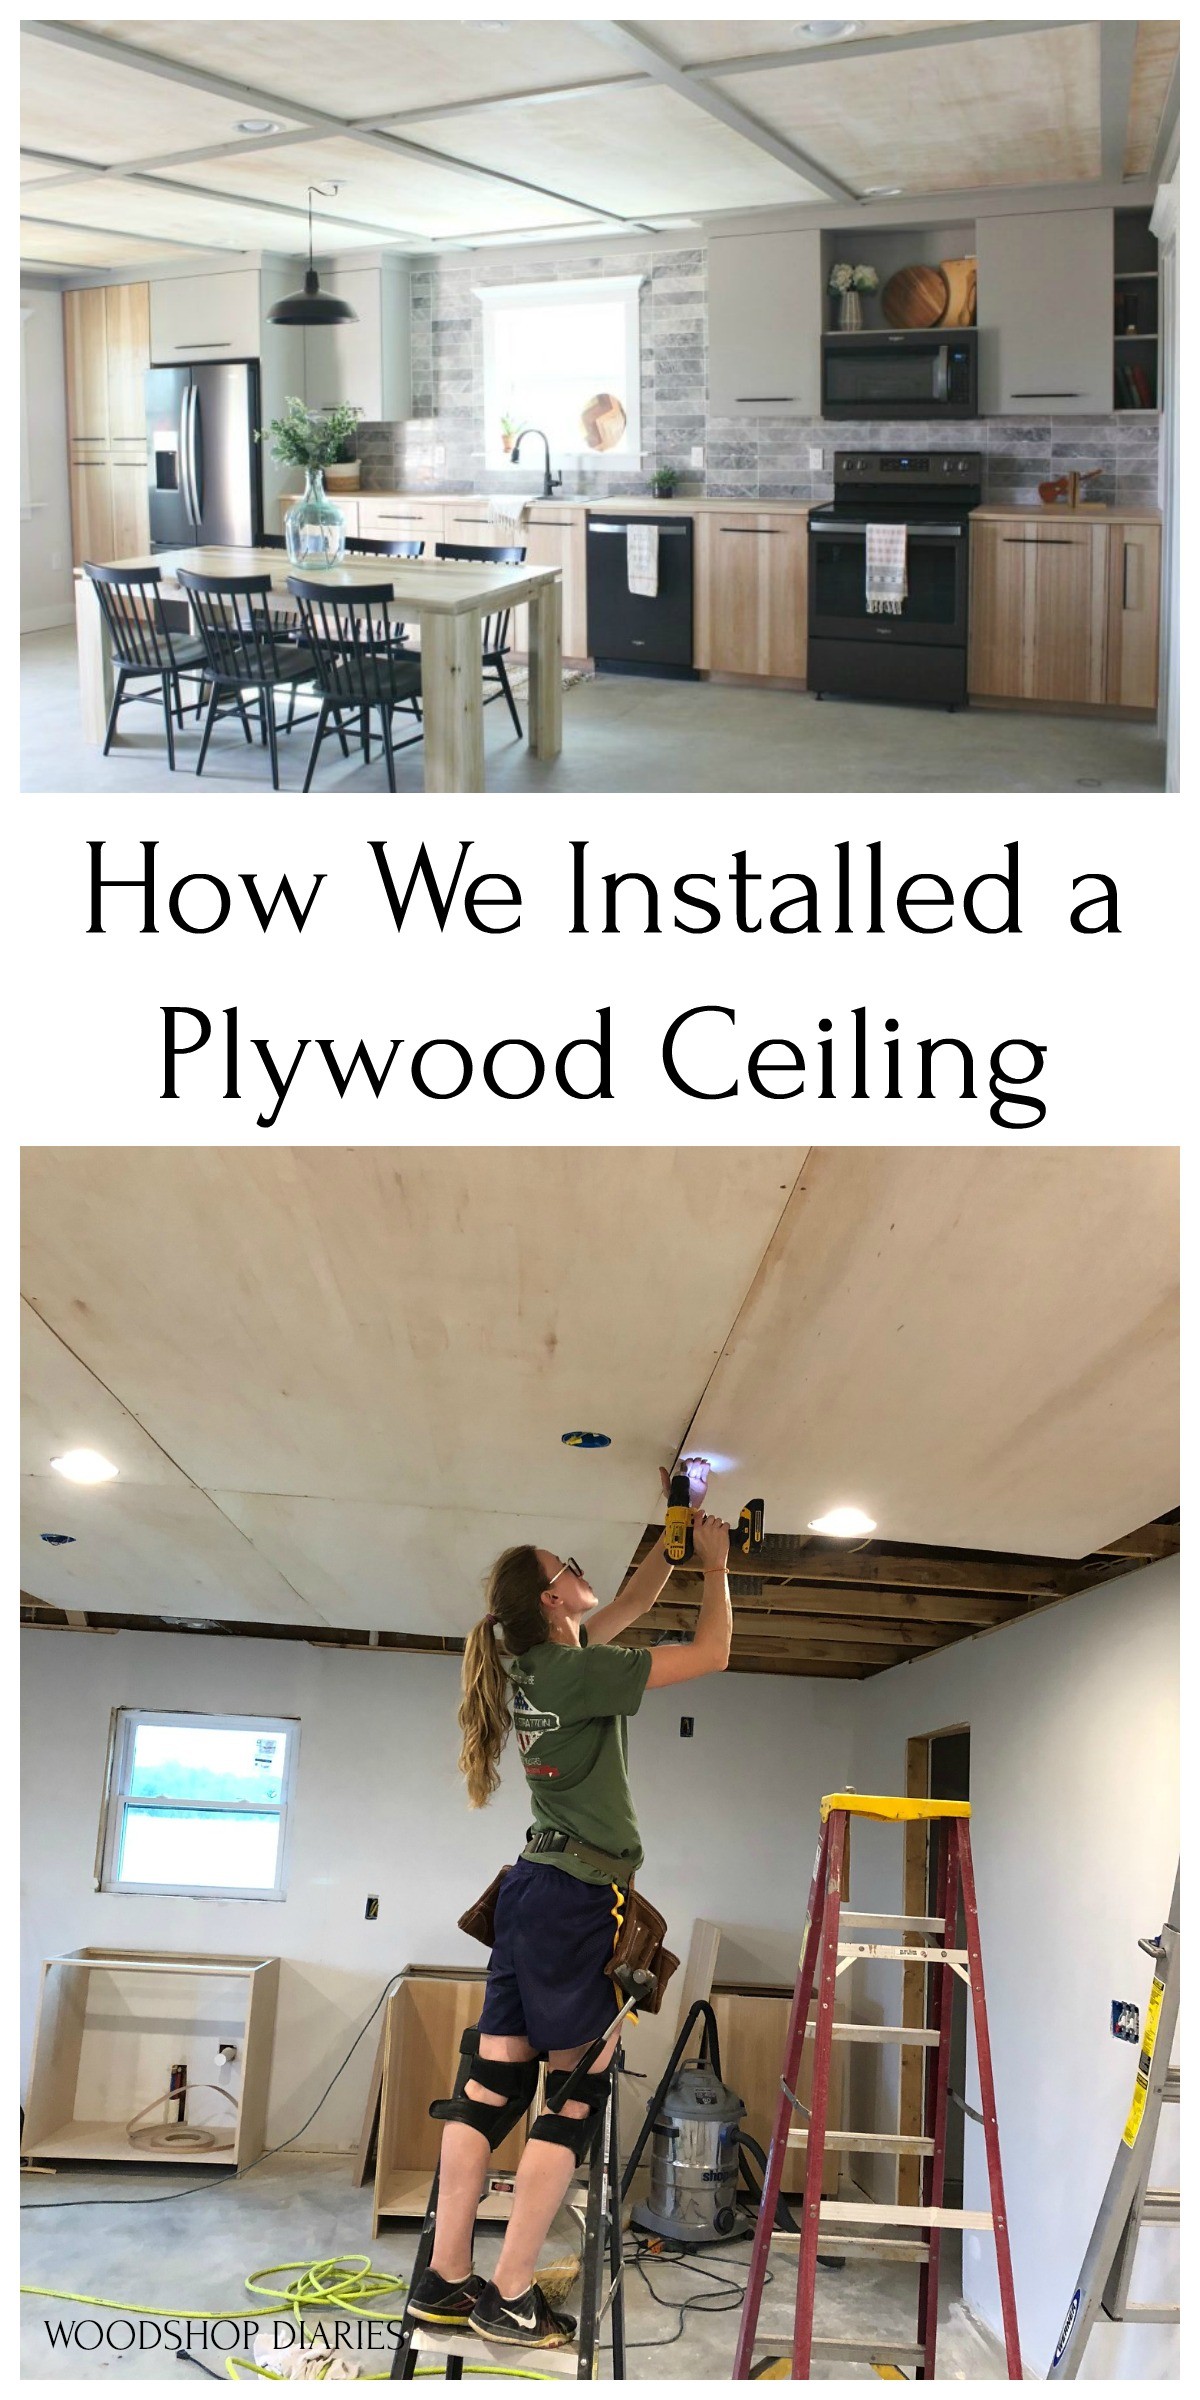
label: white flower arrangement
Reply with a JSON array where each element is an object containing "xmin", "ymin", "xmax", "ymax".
[{"xmin": 828, "ymin": 261, "xmax": 880, "ymax": 294}]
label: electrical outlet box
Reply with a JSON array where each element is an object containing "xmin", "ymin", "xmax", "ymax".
[
  {"xmin": 690, "ymin": 446, "xmax": 704, "ymax": 469},
  {"xmin": 365, "ymin": 1894, "xmax": 379, "ymax": 1920},
  {"xmin": 680, "ymin": 1717, "xmax": 694, "ymax": 1738},
  {"xmin": 808, "ymin": 447, "xmax": 823, "ymax": 471}
]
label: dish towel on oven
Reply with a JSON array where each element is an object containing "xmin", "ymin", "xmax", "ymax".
[
  {"xmin": 626, "ymin": 521, "xmax": 659, "ymax": 598},
  {"xmin": 487, "ymin": 495, "xmax": 530, "ymax": 543},
  {"xmin": 865, "ymin": 520, "xmax": 907, "ymax": 614}
]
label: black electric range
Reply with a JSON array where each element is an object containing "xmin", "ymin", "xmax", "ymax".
[{"xmin": 808, "ymin": 450, "xmax": 982, "ymax": 709}]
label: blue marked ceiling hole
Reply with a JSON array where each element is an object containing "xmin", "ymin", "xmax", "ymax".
[{"xmin": 562, "ymin": 1431, "xmax": 611, "ymax": 1448}]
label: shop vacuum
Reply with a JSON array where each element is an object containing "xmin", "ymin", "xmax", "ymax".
[{"xmin": 623, "ymin": 1998, "xmax": 803, "ymax": 2248}]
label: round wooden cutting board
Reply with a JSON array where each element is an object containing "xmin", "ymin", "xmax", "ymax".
[
  {"xmin": 881, "ymin": 264, "xmax": 949, "ymax": 328},
  {"xmin": 581, "ymin": 391, "xmax": 627, "ymax": 452}
]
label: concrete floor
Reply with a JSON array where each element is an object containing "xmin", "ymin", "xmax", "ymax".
[
  {"xmin": 21, "ymin": 2150, "xmax": 1010, "ymax": 2381},
  {"xmin": 22, "ymin": 625, "xmax": 1164, "ymax": 793}
]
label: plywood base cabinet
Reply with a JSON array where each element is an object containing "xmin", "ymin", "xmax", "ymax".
[
  {"xmin": 969, "ymin": 517, "xmax": 1160, "ymax": 710},
  {"xmin": 695, "ymin": 513, "xmax": 807, "ymax": 681}
]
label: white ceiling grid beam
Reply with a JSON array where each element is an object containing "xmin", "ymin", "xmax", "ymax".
[
  {"xmin": 20, "ymin": 210, "xmax": 246, "ymax": 258},
  {"xmin": 1098, "ymin": 19, "xmax": 1140, "ymax": 183},
  {"xmin": 700, "ymin": 21, "xmax": 1083, "ymax": 79},
  {"xmin": 582, "ymin": 18, "xmax": 856, "ymax": 202}
]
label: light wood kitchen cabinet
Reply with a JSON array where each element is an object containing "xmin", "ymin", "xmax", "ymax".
[
  {"xmin": 507, "ymin": 512, "xmax": 587, "ymax": 660},
  {"xmin": 1105, "ymin": 521, "xmax": 1161, "ymax": 709},
  {"xmin": 695, "ymin": 511, "xmax": 807, "ymax": 681},
  {"xmin": 149, "ymin": 268, "xmax": 262, "ymax": 363},
  {"xmin": 707, "ymin": 229, "xmax": 822, "ymax": 419},
  {"xmin": 63, "ymin": 282, "xmax": 151, "ymax": 562},
  {"xmin": 105, "ymin": 282, "xmax": 151, "ymax": 440},
  {"xmin": 358, "ymin": 498, "xmax": 447, "ymax": 550},
  {"xmin": 302, "ymin": 263, "xmax": 411, "ymax": 422},
  {"xmin": 969, "ymin": 518, "xmax": 1110, "ymax": 706},
  {"xmin": 63, "ymin": 286, "xmax": 111, "ymax": 442},
  {"xmin": 977, "ymin": 208, "xmax": 1113, "ymax": 415}
]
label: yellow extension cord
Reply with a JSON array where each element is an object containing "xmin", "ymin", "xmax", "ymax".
[{"xmin": 20, "ymin": 2255, "xmax": 558, "ymax": 2380}]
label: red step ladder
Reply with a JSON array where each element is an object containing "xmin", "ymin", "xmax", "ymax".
[{"xmin": 733, "ymin": 1793, "xmax": 1022, "ymax": 2380}]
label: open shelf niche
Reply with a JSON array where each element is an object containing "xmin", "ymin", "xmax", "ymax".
[{"xmin": 1113, "ymin": 207, "xmax": 1160, "ymax": 411}]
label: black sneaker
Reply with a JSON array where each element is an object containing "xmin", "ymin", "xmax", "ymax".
[
  {"xmin": 406, "ymin": 2266, "xmax": 486, "ymax": 2328},
  {"xmin": 468, "ymin": 2279, "xmax": 577, "ymax": 2348}
]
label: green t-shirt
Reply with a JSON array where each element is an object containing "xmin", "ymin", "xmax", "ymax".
[{"xmin": 505, "ymin": 1634, "xmax": 653, "ymax": 1883}]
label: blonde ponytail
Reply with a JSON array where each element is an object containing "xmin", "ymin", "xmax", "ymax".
[{"xmin": 457, "ymin": 1544, "xmax": 552, "ymax": 1808}]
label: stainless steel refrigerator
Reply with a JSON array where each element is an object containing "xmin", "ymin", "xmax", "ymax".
[{"xmin": 145, "ymin": 360, "xmax": 263, "ymax": 550}]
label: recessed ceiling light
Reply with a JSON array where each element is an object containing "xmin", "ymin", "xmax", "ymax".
[
  {"xmin": 562, "ymin": 1430, "xmax": 611, "ymax": 1448},
  {"xmin": 794, "ymin": 20, "xmax": 864, "ymax": 40},
  {"xmin": 808, "ymin": 1505, "xmax": 877, "ymax": 1538},
  {"xmin": 237, "ymin": 117, "xmax": 284, "ymax": 135},
  {"xmin": 864, "ymin": 185, "xmax": 903, "ymax": 198},
  {"xmin": 50, "ymin": 1448, "xmax": 119, "ymax": 1485}
]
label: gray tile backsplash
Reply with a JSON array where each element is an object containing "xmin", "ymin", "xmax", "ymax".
[{"xmin": 355, "ymin": 243, "xmax": 1160, "ymax": 509}]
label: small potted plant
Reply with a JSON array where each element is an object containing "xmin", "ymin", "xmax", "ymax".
[
  {"xmin": 828, "ymin": 261, "xmax": 879, "ymax": 332},
  {"xmin": 258, "ymin": 397, "xmax": 360, "ymax": 567},
  {"xmin": 650, "ymin": 466, "xmax": 680, "ymax": 499},
  {"xmin": 500, "ymin": 410, "xmax": 520, "ymax": 458}
]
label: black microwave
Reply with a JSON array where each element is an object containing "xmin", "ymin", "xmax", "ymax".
[{"xmin": 821, "ymin": 328, "xmax": 978, "ymax": 420}]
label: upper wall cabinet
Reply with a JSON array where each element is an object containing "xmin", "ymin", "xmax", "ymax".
[
  {"xmin": 707, "ymin": 229, "xmax": 822, "ymax": 419},
  {"xmin": 977, "ymin": 208, "xmax": 1113, "ymax": 415},
  {"xmin": 149, "ymin": 268, "xmax": 264, "ymax": 363},
  {"xmin": 301, "ymin": 263, "xmax": 411, "ymax": 422}
]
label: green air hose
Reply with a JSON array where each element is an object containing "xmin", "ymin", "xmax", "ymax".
[{"xmin": 21, "ymin": 2256, "xmax": 558, "ymax": 2378}]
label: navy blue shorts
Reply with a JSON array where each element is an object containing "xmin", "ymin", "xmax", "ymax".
[{"xmin": 477, "ymin": 1858, "xmax": 623, "ymax": 2053}]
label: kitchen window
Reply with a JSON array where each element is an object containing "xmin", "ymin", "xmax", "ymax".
[
  {"xmin": 478, "ymin": 276, "xmax": 643, "ymax": 472},
  {"xmin": 98, "ymin": 1710, "xmax": 298, "ymax": 1900}
]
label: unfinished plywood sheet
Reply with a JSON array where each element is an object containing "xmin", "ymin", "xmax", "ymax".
[
  {"xmin": 20, "ymin": 222, "xmax": 218, "ymax": 270},
  {"xmin": 21, "ymin": 179, "xmax": 321, "ymax": 257},
  {"xmin": 684, "ymin": 1149, "xmax": 1178, "ymax": 1559},
  {"xmin": 88, "ymin": 17, "xmax": 623, "ymax": 122},
  {"xmin": 161, "ymin": 136, "xmax": 601, "ymax": 241},
  {"xmin": 19, "ymin": 30, "xmax": 309, "ymax": 168},
  {"xmin": 20, "ymin": 1473, "xmax": 319, "ymax": 1625},
  {"xmin": 1124, "ymin": 20, "xmax": 1179, "ymax": 175},
  {"xmin": 711, "ymin": 22, "xmax": 1103, "ymax": 193},
  {"xmin": 210, "ymin": 1493, "xmax": 646, "ymax": 1637},
  {"xmin": 21, "ymin": 1147, "xmax": 802, "ymax": 1514},
  {"xmin": 403, "ymin": 83, "xmax": 823, "ymax": 214},
  {"xmin": 21, "ymin": 1303, "xmax": 190, "ymax": 1488}
]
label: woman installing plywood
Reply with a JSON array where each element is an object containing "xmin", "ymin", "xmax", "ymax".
[{"xmin": 407, "ymin": 1460, "xmax": 731, "ymax": 2350}]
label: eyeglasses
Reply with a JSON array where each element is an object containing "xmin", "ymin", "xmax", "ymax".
[{"xmin": 545, "ymin": 1556, "xmax": 584, "ymax": 1588}]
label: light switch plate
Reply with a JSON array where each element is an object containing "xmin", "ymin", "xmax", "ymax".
[
  {"xmin": 690, "ymin": 446, "xmax": 704, "ymax": 468},
  {"xmin": 808, "ymin": 447, "xmax": 823, "ymax": 470}
]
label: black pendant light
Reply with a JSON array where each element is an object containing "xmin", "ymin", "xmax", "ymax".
[{"xmin": 268, "ymin": 185, "xmax": 359, "ymax": 327}]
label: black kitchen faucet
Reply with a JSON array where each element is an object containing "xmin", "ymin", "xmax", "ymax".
[{"xmin": 511, "ymin": 426, "xmax": 562, "ymax": 499}]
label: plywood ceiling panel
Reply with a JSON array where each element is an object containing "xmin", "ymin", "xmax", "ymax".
[
  {"xmin": 21, "ymin": 1148, "xmax": 802, "ymax": 1516},
  {"xmin": 1124, "ymin": 19, "xmax": 1179, "ymax": 175},
  {"xmin": 402, "ymin": 84, "xmax": 823, "ymax": 212},
  {"xmin": 683, "ymin": 1149, "xmax": 1178, "ymax": 1560},
  {"xmin": 20, "ymin": 32, "xmax": 307, "ymax": 167},
  {"xmin": 19, "ymin": 221, "xmax": 218, "ymax": 268},
  {"xmin": 645, "ymin": 20, "xmax": 966, "ymax": 68},
  {"xmin": 21, "ymin": 178, "xmax": 318, "ymax": 253},
  {"xmin": 213, "ymin": 1493, "xmax": 647, "ymax": 1637},
  {"xmin": 87, "ymin": 18, "xmax": 623, "ymax": 120},
  {"xmin": 21, "ymin": 1303, "xmax": 189, "ymax": 1487},
  {"xmin": 711, "ymin": 22, "xmax": 1103, "ymax": 192},
  {"xmin": 21, "ymin": 1475, "xmax": 321, "ymax": 1625},
  {"xmin": 161, "ymin": 136, "xmax": 602, "ymax": 239}
]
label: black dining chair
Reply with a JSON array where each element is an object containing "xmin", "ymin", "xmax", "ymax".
[
  {"xmin": 343, "ymin": 537, "xmax": 425, "ymax": 654},
  {"xmin": 434, "ymin": 540, "xmax": 527, "ymax": 739},
  {"xmin": 83, "ymin": 563, "xmax": 209, "ymax": 770},
  {"xmin": 176, "ymin": 568, "xmax": 331, "ymax": 790},
  {"xmin": 286, "ymin": 577, "xmax": 424, "ymax": 792}
]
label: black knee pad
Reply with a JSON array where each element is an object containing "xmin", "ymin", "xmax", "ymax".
[
  {"xmin": 429, "ymin": 2027, "xmax": 540, "ymax": 2151},
  {"xmin": 529, "ymin": 2066, "xmax": 611, "ymax": 2163}
]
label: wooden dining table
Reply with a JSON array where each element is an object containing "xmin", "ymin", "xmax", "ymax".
[{"xmin": 73, "ymin": 545, "xmax": 564, "ymax": 792}]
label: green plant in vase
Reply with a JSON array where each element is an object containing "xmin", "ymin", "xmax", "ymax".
[
  {"xmin": 650, "ymin": 466, "xmax": 680, "ymax": 498},
  {"xmin": 259, "ymin": 398, "xmax": 360, "ymax": 566},
  {"xmin": 828, "ymin": 261, "xmax": 879, "ymax": 331}
]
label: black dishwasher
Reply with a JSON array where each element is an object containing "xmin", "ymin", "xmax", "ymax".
[{"xmin": 586, "ymin": 513, "xmax": 695, "ymax": 677}]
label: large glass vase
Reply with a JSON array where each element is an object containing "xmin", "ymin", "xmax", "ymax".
[{"xmin": 284, "ymin": 467, "xmax": 345, "ymax": 568}]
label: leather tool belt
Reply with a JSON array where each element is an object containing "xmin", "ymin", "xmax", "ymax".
[{"xmin": 458, "ymin": 1852, "xmax": 680, "ymax": 2016}]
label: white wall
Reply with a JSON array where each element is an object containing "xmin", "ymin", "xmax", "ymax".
[
  {"xmin": 21, "ymin": 1629, "xmax": 857, "ymax": 2147},
  {"xmin": 20, "ymin": 283, "xmax": 74, "ymax": 633},
  {"xmin": 847, "ymin": 1558, "xmax": 1179, "ymax": 2379}
]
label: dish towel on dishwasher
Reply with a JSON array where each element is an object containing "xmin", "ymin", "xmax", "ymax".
[
  {"xmin": 626, "ymin": 521, "xmax": 659, "ymax": 598},
  {"xmin": 865, "ymin": 520, "xmax": 907, "ymax": 614},
  {"xmin": 487, "ymin": 495, "xmax": 530, "ymax": 543}
]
